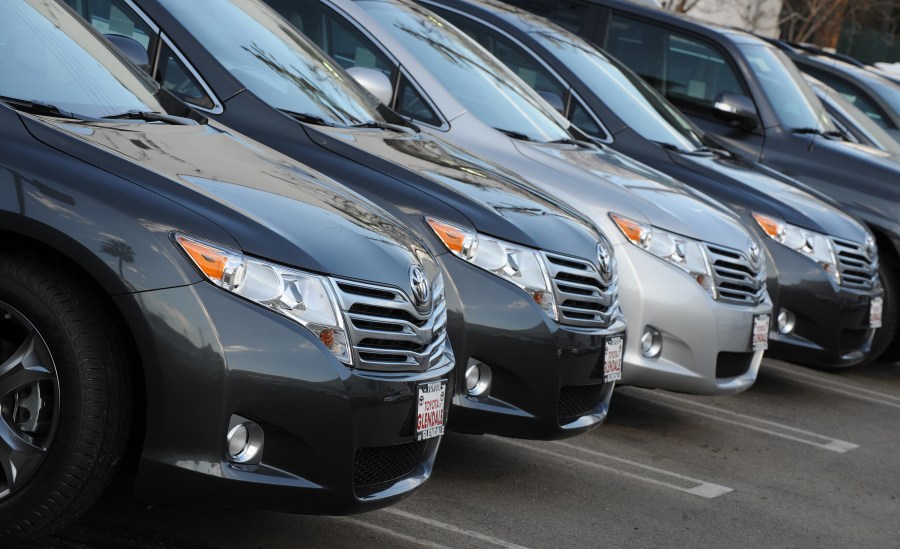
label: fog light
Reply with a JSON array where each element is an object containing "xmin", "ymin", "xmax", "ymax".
[
  {"xmin": 465, "ymin": 361, "xmax": 492, "ymax": 396},
  {"xmin": 640, "ymin": 327, "xmax": 662, "ymax": 358},
  {"xmin": 226, "ymin": 415, "xmax": 264, "ymax": 464},
  {"xmin": 777, "ymin": 309, "xmax": 796, "ymax": 335}
]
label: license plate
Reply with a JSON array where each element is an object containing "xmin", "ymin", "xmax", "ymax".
[
  {"xmin": 870, "ymin": 297, "xmax": 884, "ymax": 329},
  {"xmin": 603, "ymin": 335, "xmax": 624, "ymax": 383},
  {"xmin": 753, "ymin": 314, "xmax": 769, "ymax": 351},
  {"xmin": 416, "ymin": 380, "xmax": 447, "ymax": 441}
]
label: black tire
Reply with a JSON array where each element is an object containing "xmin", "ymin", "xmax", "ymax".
[
  {"xmin": 0, "ymin": 255, "xmax": 131, "ymax": 544},
  {"xmin": 863, "ymin": 258, "xmax": 900, "ymax": 365}
]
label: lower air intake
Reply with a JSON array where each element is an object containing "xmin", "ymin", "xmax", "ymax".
[
  {"xmin": 558, "ymin": 384, "xmax": 605, "ymax": 424},
  {"xmin": 715, "ymin": 351, "xmax": 755, "ymax": 379},
  {"xmin": 353, "ymin": 440, "xmax": 429, "ymax": 488}
]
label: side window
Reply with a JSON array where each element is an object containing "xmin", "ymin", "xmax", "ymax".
[
  {"xmin": 605, "ymin": 14, "xmax": 746, "ymax": 113},
  {"xmin": 569, "ymin": 98, "xmax": 608, "ymax": 140},
  {"xmin": 157, "ymin": 42, "xmax": 214, "ymax": 110},
  {"xmin": 805, "ymin": 68, "xmax": 892, "ymax": 130},
  {"xmin": 395, "ymin": 75, "xmax": 442, "ymax": 126},
  {"xmin": 501, "ymin": 0, "xmax": 591, "ymax": 34},
  {"xmin": 432, "ymin": 8, "xmax": 567, "ymax": 101},
  {"xmin": 267, "ymin": 0, "xmax": 393, "ymax": 77},
  {"xmin": 74, "ymin": 0, "xmax": 155, "ymax": 56}
]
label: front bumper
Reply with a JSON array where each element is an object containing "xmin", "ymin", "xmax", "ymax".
[
  {"xmin": 114, "ymin": 281, "xmax": 454, "ymax": 515},
  {"xmin": 439, "ymin": 256, "xmax": 626, "ymax": 441},
  {"xmin": 764, "ymin": 243, "xmax": 881, "ymax": 368},
  {"xmin": 617, "ymin": 245, "xmax": 772, "ymax": 395}
]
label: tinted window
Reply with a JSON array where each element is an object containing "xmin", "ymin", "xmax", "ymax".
[
  {"xmin": 157, "ymin": 42, "xmax": 215, "ymax": 109},
  {"xmin": 530, "ymin": 28, "xmax": 703, "ymax": 151},
  {"xmin": 501, "ymin": 0, "xmax": 590, "ymax": 34},
  {"xmin": 395, "ymin": 74, "xmax": 442, "ymax": 126},
  {"xmin": 806, "ymin": 68, "xmax": 894, "ymax": 130},
  {"xmin": 605, "ymin": 15, "xmax": 746, "ymax": 112},
  {"xmin": 82, "ymin": 0, "xmax": 154, "ymax": 53},
  {"xmin": 157, "ymin": 0, "xmax": 384, "ymax": 127},
  {"xmin": 433, "ymin": 7, "xmax": 566, "ymax": 100},
  {"xmin": 267, "ymin": 0, "xmax": 394, "ymax": 78},
  {"xmin": 359, "ymin": 1, "xmax": 571, "ymax": 143},
  {"xmin": 568, "ymin": 97, "xmax": 607, "ymax": 140},
  {"xmin": 0, "ymin": 0, "xmax": 163, "ymax": 118}
]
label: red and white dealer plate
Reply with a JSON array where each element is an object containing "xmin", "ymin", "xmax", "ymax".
[
  {"xmin": 416, "ymin": 380, "xmax": 447, "ymax": 441},
  {"xmin": 603, "ymin": 335, "xmax": 624, "ymax": 383},
  {"xmin": 753, "ymin": 314, "xmax": 770, "ymax": 351}
]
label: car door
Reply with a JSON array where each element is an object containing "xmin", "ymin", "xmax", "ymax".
[{"xmin": 595, "ymin": 11, "xmax": 767, "ymax": 160}]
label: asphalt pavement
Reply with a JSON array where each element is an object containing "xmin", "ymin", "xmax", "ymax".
[{"xmin": 36, "ymin": 358, "xmax": 900, "ymax": 548}]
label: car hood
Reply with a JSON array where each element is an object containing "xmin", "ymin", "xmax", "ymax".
[
  {"xmin": 515, "ymin": 140, "xmax": 754, "ymax": 249},
  {"xmin": 312, "ymin": 125, "xmax": 604, "ymax": 259},
  {"xmin": 669, "ymin": 150, "xmax": 870, "ymax": 243},
  {"xmin": 32, "ymin": 117, "xmax": 435, "ymax": 289}
]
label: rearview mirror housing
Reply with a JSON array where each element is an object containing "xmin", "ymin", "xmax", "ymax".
[
  {"xmin": 712, "ymin": 92, "xmax": 759, "ymax": 131},
  {"xmin": 104, "ymin": 34, "xmax": 150, "ymax": 72},
  {"xmin": 347, "ymin": 67, "xmax": 394, "ymax": 107}
]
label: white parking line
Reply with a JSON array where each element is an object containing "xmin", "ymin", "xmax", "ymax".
[
  {"xmin": 764, "ymin": 363, "xmax": 900, "ymax": 410},
  {"xmin": 335, "ymin": 516, "xmax": 452, "ymax": 549},
  {"xmin": 627, "ymin": 389, "xmax": 859, "ymax": 453},
  {"xmin": 491, "ymin": 437, "xmax": 733, "ymax": 499},
  {"xmin": 382, "ymin": 508, "xmax": 533, "ymax": 549}
]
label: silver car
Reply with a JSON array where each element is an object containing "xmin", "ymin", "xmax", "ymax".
[{"xmin": 269, "ymin": 0, "xmax": 774, "ymax": 395}]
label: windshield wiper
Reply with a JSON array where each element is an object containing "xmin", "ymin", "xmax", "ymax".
[
  {"xmin": 0, "ymin": 96, "xmax": 83, "ymax": 120},
  {"xmin": 100, "ymin": 110, "xmax": 197, "ymax": 125},
  {"xmin": 281, "ymin": 110, "xmax": 336, "ymax": 127},
  {"xmin": 494, "ymin": 127, "xmax": 534, "ymax": 141},
  {"xmin": 349, "ymin": 120, "xmax": 412, "ymax": 133}
]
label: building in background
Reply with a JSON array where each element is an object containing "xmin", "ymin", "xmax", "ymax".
[{"xmin": 659, "ymin": 0, "xmax": 783, "ymax": 37}]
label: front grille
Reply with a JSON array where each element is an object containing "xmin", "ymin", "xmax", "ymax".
[
  {"xmin": 333, "ymin": 275, "xmax": 448, "ymax": 372},
  {"xmin": 715, "ymin": 351, "xmax": 755, "ymax": 379},
  {"xmin": 706, "ymin": 244, "xmax": 767, "ymax": 306},
  {"xmin": 832, "ymin": 237, "xmax": 878, "ymax": 290},
  {"xmin": 558, "ymin": 383, "xmax": 605, "ymax": 423},
  {"xmin": 544, "ymin": 252, "xmax": 618, "ymax": 328},
  {"xmin": 353, "ymin": 440, "xmax": 428, "ymax": 487}
]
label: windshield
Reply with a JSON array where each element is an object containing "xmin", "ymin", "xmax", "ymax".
[
  {"xmin": 529, "ymin": 29, "xmax": 704, "ymax": 151},
  {"xmin": 157, "ymin": 0, "xmax": 384, "ymax": 127},
  {"xmin": 359, "ymin": 1, "xmax": 571, "ymax": 142},
  {"xmin": 738, "ymin": 44, "xmax": 836, "ymax": 132},
  {"xmin": 0, "ymin": 0, "xmax": 163, "ymax": 118}
]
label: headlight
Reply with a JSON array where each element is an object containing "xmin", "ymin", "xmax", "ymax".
[
  {"xmin": 175, "ymin": 234, "xmax": 351, "ymax": 363},
  {"xmin": 752, "ymin": 213, "xmax": 840, "ymax": 285},
  {"xmin": 426, "ymin": 217, "xmax": 557, "ymax": 320},
  {"xmin": 611, "ymin": 213, "xmax": 717, "ymax": 299}
]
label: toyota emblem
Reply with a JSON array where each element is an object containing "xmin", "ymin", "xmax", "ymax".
[
  {"xmin": 409, "ymin": 265, "xmax": 430, "ymax": 306},
  {"xmin": 748, "ymin": 237, "xmax": 761, "ymax": 264},
  {"xmin": 597, "ymin": 241, "xmax": 612, "ymax": 277},
  {"xmin": 865, "ymin": 236, "xmax": 877, "ymax": 260}
]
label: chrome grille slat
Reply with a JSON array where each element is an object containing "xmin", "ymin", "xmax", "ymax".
[
  {"xmin": 544, "ymin": 252, "xmax": 618, "ymax": 329},
  {"xmin": 705, "ymin": 244, "xmax": 767, "ymax": 306},
  {"xmin": 832, "ymin": 238, "xmax": 878, "ymax": 290},
  {"xmin": 332, "ymin": 274, "xmax": 449, "ymax": 372}
]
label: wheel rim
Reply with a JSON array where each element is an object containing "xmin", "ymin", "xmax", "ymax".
[{"xmin": 0, "ymin": 300, "xmax": 59, "ymax": 500}]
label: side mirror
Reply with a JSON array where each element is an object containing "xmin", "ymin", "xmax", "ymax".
[
  {"xmin": 105, "ymin": 34, "xmax": 150, "ymax": 72},
  {"xmin": 712, "ymin": 92, "xmax": 759, "ymax": 130},
  {"xmin": 347, "ymin": 67, "xmax": 394, "ymax": 106},
  {"xmin": 537, "ymin": 90, "xmax": 565, "ymax": 115}
]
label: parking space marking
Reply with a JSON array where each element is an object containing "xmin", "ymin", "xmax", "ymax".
[
  {"xmin": 383, "ymin": 508, "xmax": 533, "ymax": 549},
  {"xmin": 335, "ymin": 516, "xmax": 452, "ymax": 549},
  {"xmin": 628, "ymin": 389, "xmax": 859, "ymax": 453},
  {"xmin": 764, "ymin": 363, "xmax": 900, "ymax": 410},
  {"xmin": 492, "ymin": 437, "xmax": 733, "ymax": 499}
]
